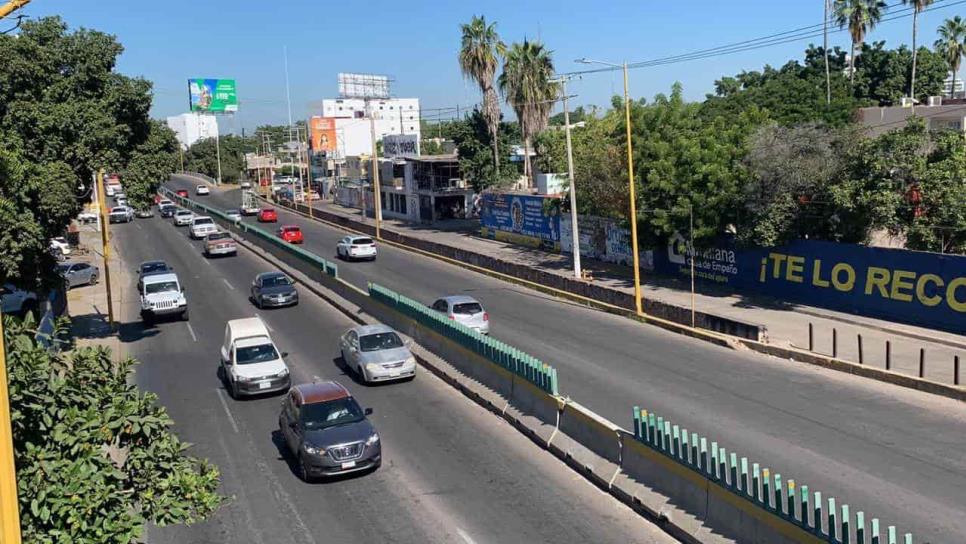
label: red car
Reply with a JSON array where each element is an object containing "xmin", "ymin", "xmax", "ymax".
[
  {"xmin": 154, "ymin": 194, "xmax": 162, "ymax": 205},
  {"xmin": 176, "ymin": 189, "xmax": 189, "ymax": 197},
  {"xmin": 258, "ymin": 208, "xmax": 278, "ymax": 223},
  {"xmin": 277, "ymin": 225, "xmax": 304, "ymax": 244}
]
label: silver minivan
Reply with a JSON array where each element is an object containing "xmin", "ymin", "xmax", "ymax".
[{"xmin": 431, "ymin": 295, "xmax": 489, "ymax": 335}]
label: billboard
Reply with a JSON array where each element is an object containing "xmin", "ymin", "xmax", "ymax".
[
  {"xmin": 309, "ymin": 116, "xmax": 337, "ymax": 153},
  {"xmin": 382, "ymin": 134, "xmax": 419, "ymax": 159},
  {"xmin": 188, "ymin": 79, "xmax": 238, "ymax": 113},
  {"xmin": 338, "ymin": 73, "xmax": 390, "ymax": 99},
  {"xmin": 480, "ymin": 193, "xmax": 560, "ymax": 251},
  {"xmin": 652, "ymin": 236, "xmax": 966, "ymax": 334}
]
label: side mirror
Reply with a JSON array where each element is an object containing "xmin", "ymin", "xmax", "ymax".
[
  {"xmin": 364, "ymin": 408, "xmax": 373, "ymax": 416},
  {"xmin": 281, "ymin": 352, "xmax": 289, "ymax": 358}
]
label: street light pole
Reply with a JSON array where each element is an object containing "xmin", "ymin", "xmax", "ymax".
[
  {"xmin": 213, "ymin": 115, "xmax": 223, "ymax": 185},
  {"xmin": 95, "ymin": 170, "xmax": 116, "ymax": 329},
  {"xmin": 554, "ymin": 76, "xmax": 581, "ymax": 279}
]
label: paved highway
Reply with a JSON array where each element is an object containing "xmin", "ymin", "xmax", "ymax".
[
  {"xmin": 169, "ymin": 176, "xmax": 966, "ymax": 543},
  {"xmin": 112, "ymin": 205, "xmax": 673, "ymax": 543}
]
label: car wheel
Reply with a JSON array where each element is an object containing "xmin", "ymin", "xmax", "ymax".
[
  {"xmin": 227, "ymin": 378, "xmax": 237, "ymax": 400},
  {"xmin": 298, "ymin": 453, "xmax": 313, "ymax": 483},
  {"xmin": 89, "ymin": 272, "xmax": 98, "ymax": 286},
  {"xmin": 142, "ymin": 313, "xmax": 153, "ymax": 327},
  {"xmin": 181, "ymin": 308, "xmax": 189, "ymax": 321},
  {"xmin": 255, "ymin": 296, "xmax": 262, "ymax": 309},
  {"xmin": 357, "ymin": 365, "xmax": 367, "ymax": 383},
  {"xmin": 20, "ymin": 299, "xmax": 36, "ymax": 318}
]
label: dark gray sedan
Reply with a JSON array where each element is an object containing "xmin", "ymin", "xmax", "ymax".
[
  {"xmin": 58, "ymin": 262, "xmax": 99, "ymax": 288},
  {"xmin": 250, "ymin": 271, "xmax": 298, "ymax": 308}
]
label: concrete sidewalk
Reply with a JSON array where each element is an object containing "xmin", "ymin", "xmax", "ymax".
[{"xmin": 308, "ymin": 198, "xmax": 965, "ymax": 387}]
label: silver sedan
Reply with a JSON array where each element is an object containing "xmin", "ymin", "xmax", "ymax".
[
  {"xmin": 58, "ymin": 262, "xmax": 99, "ymax": 288},
  {"xmin": 339, "ymin": 324, "xmax": 416, "ymax": 383}
]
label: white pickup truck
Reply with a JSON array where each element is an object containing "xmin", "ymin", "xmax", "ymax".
[
  {"xmin": 189, "ymin": 216, "xmax": 218, "ymax": 239},
  {"xmin": 220, "ymin": 317, "xmax": 290, "ymax": 399},
  {"xmin": 140, "ymin": 272, "xmax": 188, "ymax": 325}
]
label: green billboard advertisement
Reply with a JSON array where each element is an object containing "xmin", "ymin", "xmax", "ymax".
[{"xmin": 188, "ymin": 79, "xmax": 238, "ymax": 113}]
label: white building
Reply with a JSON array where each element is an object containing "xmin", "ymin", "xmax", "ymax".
[
  {"xmin": 320, "ymin": 97, "xmax": 420, "ymax": 158},
  {"xmin": 166, "ymin": 113, "xmax": 219, "ymax": 149}
]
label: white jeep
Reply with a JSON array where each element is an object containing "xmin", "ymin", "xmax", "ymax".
[{"xmin": 140, "ymin": 272, "xmax": 188, "ymax": 324}]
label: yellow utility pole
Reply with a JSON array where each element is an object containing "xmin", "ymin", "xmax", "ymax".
[
  {"xmin": 96, "ymin": 170, "xmax": 116, "ymax": 329},
  {"xmin": 0, "ymin": 0, "xmax": 30, "ymax": 19},
  {"xmin": 622, "ymin": 62, "xmax": 644, "ymax": 316},
  {"xmin": 0, "ymin": 312, "xmax": 23, "ymax": 544}
]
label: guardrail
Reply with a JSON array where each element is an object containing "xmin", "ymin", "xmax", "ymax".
[
  {"xmin": 179, "ymin": 171, "xmax": 218, "ymax": 185},
  {"xmin": 369, "ymin": 283, "xmax": 558, "ymax": 395},
  {"xmin": 161, "ymin": 188, "xmax": 919, "ymax": 544}
]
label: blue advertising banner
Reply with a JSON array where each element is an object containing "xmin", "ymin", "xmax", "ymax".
[
  {"xmin": 480, "ymin": 193, "xmax": 560, "ymax": 251},
  {"xmin": 653, "ymin": 233, "xmax": 966, "ymax": 334}
]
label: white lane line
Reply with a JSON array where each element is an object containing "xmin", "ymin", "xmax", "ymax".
[
  {"xmin": 222, "ymin": 278, "xmax": 235, "ymax": 290},
  {"xmin": 185, "ymin": 322, "xmax": 198, "ymax": 342},
  {"xmin": 456, "ymin": 528, "xmax": 477, "ymax": 544},
  {"xmin": 257, "ymin": 314, "xmax": 274, "ymax": 332},
  {"xmin": 215, "ymin": 389, "xmax": 240, "ymax": 433},
  {"xmin": 135, "ymin": 223, "xmax": 143, "ymax": 230}
]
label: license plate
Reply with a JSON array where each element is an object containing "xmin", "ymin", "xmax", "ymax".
[
  {"xmin": 341, "ymin": 461, "xmax": 356, "ymax": 469},
  {"xmin": 389, "ymin": 371, "xmax": 400, "ymax": 377},
  {"xmin": 258, "ymin": 381, "xmax": 271, "ymax": 390}
]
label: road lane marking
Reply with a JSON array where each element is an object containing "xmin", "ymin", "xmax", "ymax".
[
  {"xmin": 456, "ymin": 528, "xmax": 477, "ymax": 544},
  {"xmin": 222, "ymin": 278, "xmax": 235, "ymax": 290},
  {"xmin": 257, "ymin": 314, "xmax": 274, "ymax": 331},
  {"xmin": 135, "ymin": 223, "xmax": 142, "ymax": 230},
  {"xmin": 215, "ymin": 389, "xmax": 240, "ymax": 433},
  {"xmin": 185, "ymin": 322, "xmax": 198, "ymax": 342}
]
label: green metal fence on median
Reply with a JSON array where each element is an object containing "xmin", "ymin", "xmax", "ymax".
[
  {"xmin": 369, "ymin": 282, "xmax": 559, "ymax": 396},
  {"xmin": 631, "ymin": 407, "xmax": 913, "ymax": 544}
]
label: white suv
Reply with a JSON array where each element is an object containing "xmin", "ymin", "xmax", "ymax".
[
  {"xmin": 140, "ymin": 273, "xmax": 188, "ymax": 325},
  {"xmin": 220, "ymin": 317, "xmax": 291, "ymax": 398},
  {"xmin": 189, "ymin": 216, "xmax": 218, "ymax": 239},
  {"xmin": 174, "ymin": 210, "xmax": 194, "ymax": 226}
]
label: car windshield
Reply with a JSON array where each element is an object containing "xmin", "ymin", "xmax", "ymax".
[
  {"xmin": 145, "ymin": 281, "xmax": 178, "ymax": 294},
  {"xmin": 57, "ymin": 264, "xmax": 71, "ymax": 274},
  {"xmin": 141, "ymin": 262, "xmax": 167, "ymax": 275},
  {"xmin": 235, "ymin": 343, "xmax": 279, "ymax": 365},
  {"xmin": 227, "ymin": 209, "xmax": 240, "ymax": 215},
  {"xmin": 359, "ymin": 332, "xmax": 403, "ymax": 352},
  {"xmin": 300, "ymin": 397, "xmax": 365, "ymax": 430},
  {"xmin": 261, "ymin": 275, "xmax": 291, "ymax": 288},
  {"xmin": 207, "ymin": 232, "xmax": 229, "ymax": 241},
  {"xmin": 194, "ymin": 218, "xmax": 213, "ymax": 225},
  {"xmin": 110, "ymin": 208, "xmax": 125, "ymax": 213},
  {"xmin": 352, "ymin": 238, "xmax": 373, "ymax": 246},
  {"xmin": 284, "ymin": 227, "xmax": 299, "ymax": 233},
  {"xmin": 453, "ymin": 302, "xmax": 483, "ymax": 315},
  {"xmin": 176, "ymin": 211, "xmax": 191, "ymax": 216}
]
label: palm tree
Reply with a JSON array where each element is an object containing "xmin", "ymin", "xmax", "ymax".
[
  {"xmin": 935, "ymin": 16, "xmax": 966, "ymax": 98},
  {"xmin": 498, "ymin": 40, "xmax": 558, "ymax": 187},
  {"xmin": 903, "ymin": 0, "xmax": 935, "ymax": 103},
  {"xmin": 834, "ymin": 0, "xmax": 888, "ymax": 86},
  {"xmin": 459, "ymin": 16, "xmax": 506, "ymax": 176}
]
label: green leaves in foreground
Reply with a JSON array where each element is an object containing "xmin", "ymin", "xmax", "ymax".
[{"xmin": 4, "ymin": 316, "xmax": 223, "ymax": 543}]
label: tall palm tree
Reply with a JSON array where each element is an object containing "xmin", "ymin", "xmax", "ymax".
[
  {"xmin": 935, "ymin": 16, "xmax": 966, "ymax": 98},
  {"xmin": 498, "ymin": 40, "xmax": 558, "ymax": 187},
  {"xmin": 834, "ymin": 0, "xmax": 889, "ymax": 86},
  {"xmin": 903, "ymin": 0, "xmax": 935, "ymax": 103},
  {"xmin": 459, "ymin": 16, "xmax": 506, "ymax": 176}
]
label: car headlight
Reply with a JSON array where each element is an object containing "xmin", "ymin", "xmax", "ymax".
[
  {"xmin": 366, "ymin": 433, "xmax": 380, "ymax": 446},
  {"xmin": 366, "ymin": 363, "xmax": 380, "ymax": 372},
  {"xmin": 237, "ymin": 375, "xmax": 257, "ymax": 383},
  {"xmin": 406, "ymin": 356, "xmax": 416, "ymax": 366},
  {"xmin": 303, "ymin": 443, "xmax": 324, "ymax": 455},
  {"xmin": 276, "ymin": 368, "xmax": 289, "ymax": 378},
  {"xmin": 141, "ymin": 300, "xmax": 151, "ymax": 310}
]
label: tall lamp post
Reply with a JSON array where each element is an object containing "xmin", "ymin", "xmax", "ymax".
[
  {"xmin": 550, "ymin": 76, "xmax": 581, "ymax": 279},
  {"xmin": 576, "ymin": 58, "xmax": 643, "ymax": 315}
]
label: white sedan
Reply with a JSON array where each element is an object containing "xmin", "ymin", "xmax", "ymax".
[{"xmin": 196, "ymin": 185, "xmax": 210, "ymax": 196}]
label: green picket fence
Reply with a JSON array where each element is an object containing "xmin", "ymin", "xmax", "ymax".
[
  {"xmin": 631, "ymin": 407, "xmax": 913, "ymax": 544},
  {"xmin": 369, "ymin": 282, "xmax": 559, "ymax": 395}
]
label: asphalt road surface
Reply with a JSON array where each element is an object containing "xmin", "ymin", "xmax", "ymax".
[
  {"xmin": 111, "ymin": 208, "xmax": 673, "ymax": 544},
  {"xmin": 168, "ymin": 176, "xmax": 966, "ymax": 543}
]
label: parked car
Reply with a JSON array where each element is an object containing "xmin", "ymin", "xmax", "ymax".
[
  {"xmin": 278, "ymin": 381, "xmax": 380, "ymax": 481},
  {"xmin": 173, "ymin": 209, "xmax": 194, "ymax": 226},
  {"xmin": 116, "ymin": 198, "xmax": 128, "ymax": 208},
  {"xmin": 339, "ymin": 324, "xmax": 416, "ymax": 383},
  {"xmin": 108, "ymin": 206, "xmax": 133, "ymax": 223},
  {"xmin": 220, "ymin": 317, "xmax": 290, "ymax": 399},
  {"xmin": 58, "ymin": 261, "xmax": 99, "ymax": 288},
  {"xmin": 77, "ymin": 210, "xmax": 98, "ymax": 224},
  {"xmin": 240, "ymin": 181, "xmax": 252, "ymax": 189},
  {"xmin": 430, "ymin": 295, "xmax": 489, "ymax": 335},
  {"xmin": 189, "ymin": 216, "xmax": 218, "ymax": 239},
  {"xmin": 139, "ymin": 272, "xmax": 188, "ymax": 325},
  {"xmin": 136, "ymin": 260, "xmax": 172, "ymax": 291},
  {"xmin": 226, "ymin": 209, "xmax": 242, "ymax": 221},
  {"xmin": 277, "ymin": 225, "xmax": 304, "ymax": 244},
  {"xmin": 204, "ymin": 231, "xmax": 237, "ymax": 257},
  {"xmin": 1, "ymin": 284, "xmax": 38, "ymax": 316},
  {"xmin": 250, "ymin": 271, "xmax": 298, "ymax": 309},
  {"xmin": 336, "ymin": 235, "xmax": 376, "ymax": 261},
  {"xmin": 159, "ymin": 204, "xmax": 177, "ymax": 218},
  {"xmin": 176, "ymin": 189, "xmax": 189, "ymax": 197},
  {"xmin": 258, "ymin": 208, "xmax": 278, "ymax": 223},
  {"xmin": 196, "ymin": 185, "xmax": 210, "ymax": 196},
  {"xmin": 49, "ymin": 237, "xmax": 71, "ymax": 257},
  {"xmin": 135, "ymin": 208, "xmax": 154, "ymax": 218}
]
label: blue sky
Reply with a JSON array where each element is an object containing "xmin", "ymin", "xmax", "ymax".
[{"xmin": 18, "ymin": 0, "xmax": 964, "ymax": 133}]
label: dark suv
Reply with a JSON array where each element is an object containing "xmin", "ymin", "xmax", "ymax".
[{"xmin": 278, "ymin": 381, "xmax": 381, "ymax": 481}]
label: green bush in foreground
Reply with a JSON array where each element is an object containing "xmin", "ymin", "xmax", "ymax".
[{"xmin": 4, "ymin": 316, "xmax": 223, "ymax": 543}]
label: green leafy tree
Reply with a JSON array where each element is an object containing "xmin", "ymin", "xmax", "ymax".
[
  {"xmin": 498, "ymin": 40, "xmax": 559, "ymax": 186},
  {"xmin": 185, "ymin": 135, "xmax": 257, "ymax": 184},
  {"xmin": 4, "ymin": 315, "xmax": 223, "ymax": 542},
  {"xmin": 853, "ymin": 42, "xmax": 947, "ymax": 105},
  {"xmin": 449, "ymin": 109, "xmax": 519, "ymax": 191},
  {"xmin": 905, "ymin": 131, "xmax": 966, "ymax": 253},
  {"xmin": 935, "ymin": 16, "xmax": 966, "ymax": 97},
  {"xmin": 834, "ymin": 0, "xmax": 889, "ymax": 86},
  {"xmin": 902, "ymin": 0, "xmax": 935, "ymax": 101},
  {"xmin": 123, "ymin": 120, "xmax": 179, "ymax": 210},
  {"xmin": 459, "ymin": 15, "xmax": 506, "ymax": 176}
]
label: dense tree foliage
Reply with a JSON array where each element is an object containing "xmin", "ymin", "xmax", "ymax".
[
  {"xmin": 4, "ymin": 316, "xmax": 223, "ymax": 543},
  {"xmin": 123, "ymin": 120, "xmax": 180, "ymax": 210},
  {"xmin": 184, "ymin": 135, "xmax": 256, "ymax": 184},
  {"xmin": 446, "ymin": 109, "xmax": 520, "ymax": 191}
]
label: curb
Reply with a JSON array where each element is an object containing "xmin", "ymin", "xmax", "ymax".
[{"xmin": 257, "ymin": 195, "xmax": 966, "ymax": 404}]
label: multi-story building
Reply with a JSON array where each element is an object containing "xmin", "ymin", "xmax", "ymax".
[
  {"xmin": 166, "ymin": 112, "xmax": 219, "ymax": 149},
  {"xmin": 317, "ymin": 97, "xmax": 420, "ymax": 158},
  {"xmin": 857, "ymin": 97, "xmax": 966, "ymax": 137}
]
